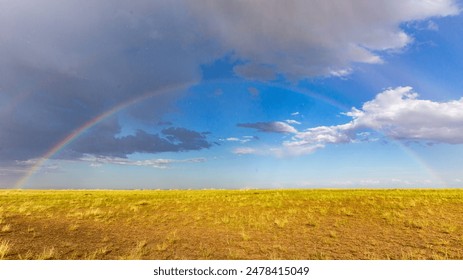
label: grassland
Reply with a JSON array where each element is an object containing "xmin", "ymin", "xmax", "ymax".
[{"xmin": 0, "ymin": 189, "xmax": 462, "ymax": 260}]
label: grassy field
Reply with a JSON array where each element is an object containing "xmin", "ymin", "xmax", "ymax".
[{"xmin": 0, "ymin": 189, "xmax": 462, "ymax": 260}]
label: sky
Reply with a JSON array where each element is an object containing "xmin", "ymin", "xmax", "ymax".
[{"xmin": 1, "ymin": 0, "xmax": 463, "ymax": 189}]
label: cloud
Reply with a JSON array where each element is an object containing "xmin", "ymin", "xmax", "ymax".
[
  {"xmin": 271, "ymin": 143, "xmax": 326, "ymax": 157},
  {"xmin": 80, "ymin": 155, "xmax": 206, "ymax": 169},
  {"xmin": 427, "ymin": 20, "xmax": 439, "ymax": 31},
  {"xmin": 233, "ymin": 123, "xmax": 351, "ymax": 157},
  {"xmin": 280, "ymin": 87, "xmax": 463, "ymax": 155},
  {"xmin": 238, "ymin": 121, "xmax": 298, "ymax": 134},
  {"xmin": 233, "ymin": 147, "xmax": 257, "ymax": 155},
  {"xmin": 0, "ymin": 1, "xmax": 219, "ymax": 164},
  {"xmin": 347, "ymin": 86, "xmax": 463, "ymax": 143},
  {"xmin": 68, "ymin": 119, "xmax": 213, "ymax": 158},
  {"xmin": 293, "ymin": 123, "xmax": 355, "ymax": 144},
  {"xmin": 222, "ymin": 136, "xmax": 258, "ymax": 143},
  {"xmin": 190, "ymin": 0, "xmax": 459, "ymax": 79},
  {"xmin": 14, "ymin": 158, "xmax": 61, "ymax": 174},
  {"xmin": 235, "ymin": 87, "xmax": 463, "ymax": 156},
  {"xmin": 285, "ymin": 119, "xmax": 301, "ymax": 125},
  {"xmin": 0, "ymin": 0, "xmax": 460, "ymax": 169}
]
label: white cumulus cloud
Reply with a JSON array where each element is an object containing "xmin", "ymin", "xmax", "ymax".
[
  {"xmin": 346, "ymin": 87, "xmax": 463, "ymax": 143},
  {"xmin": 288, "ymin": 87, "xmax": 463, "ymax": 155},
  {"xmin": 242, "ymin": 87, "xmax": 463, "ymax": 156}
]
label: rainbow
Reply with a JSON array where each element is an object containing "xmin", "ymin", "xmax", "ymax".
[
  {"xmin": 14, "ymin": 82, "xmax": 193, "ymax": 188},
  {"xmin": 13, "ymin": 80, "xmax": 446, "ymax": 189},
  {"xmin": 393, "ymin": 141, "xmax": 447, "ymax": 187}
]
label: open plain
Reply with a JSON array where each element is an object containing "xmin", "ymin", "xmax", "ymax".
[{"xmin": 0, "ymin": 189, "xmax": 462, "ymax": 260}]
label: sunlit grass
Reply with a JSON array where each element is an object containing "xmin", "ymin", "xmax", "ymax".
[
  {"xmin": 0, "ymin": 189, "xmax": 462, "ymax": 259},
  {"xmin": 0, "ymin": 240, "xmax": 10, "ymax": 259},
  {"xmin": 1, "ymin": 224, "xmax": 11, "ymax": 232},
  {"xmin": 37, "ymin": 247, "xmax": 55, "ymax": 260}
]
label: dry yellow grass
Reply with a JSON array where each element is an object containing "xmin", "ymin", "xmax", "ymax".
[
  {"xmin": 0, "ymin": 240, "xmax": 10, "ymax": 259},
  {"xmin": 0, "ymin": 189, "xmax": 462, "ymax": 259}
]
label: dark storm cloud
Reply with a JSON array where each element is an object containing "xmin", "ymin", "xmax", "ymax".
[
  {"xmin": 0, "ymin": 1, "xmax": 222, "ymax": 163},
  {"xmin": 0, "ymin": 0, "xmax": 459, "ymax": 171},
  {"xmin": 0, "ymin": 66, "xmax": 113, "ymax": 161},
  {"xmin": 69, "ymin": 119, "xmax": 212, "ymax": 158}
]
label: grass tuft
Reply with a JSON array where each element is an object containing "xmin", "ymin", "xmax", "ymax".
[
  {"xmin": 0, "ymin": 240, "xmax": 10, "ymax": 259},
  {"xmin": 1, "ymin": 224, "xmax": 11, "ymax": 232},
  {"xmin": 37, "ymin": 247, "xmax": 55, "ymax": 260},
  {"xmin": 121, "ymin": 240, "xmax": 148, "ymax": 260}
]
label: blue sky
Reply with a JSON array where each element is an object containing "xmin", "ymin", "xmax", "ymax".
[{"xmin": 1, "ymin": 0, "xmax": 463, "ymax": 188}]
